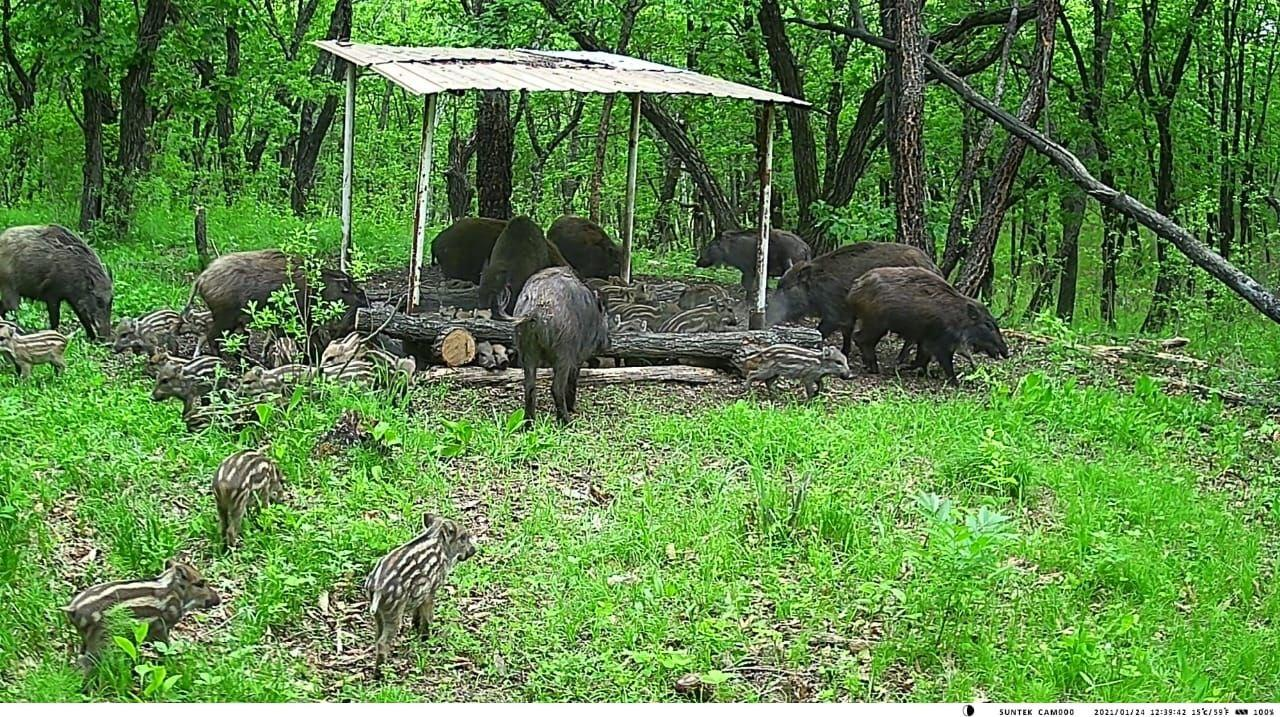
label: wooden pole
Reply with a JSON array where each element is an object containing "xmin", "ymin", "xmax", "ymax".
[
  {"xmin": 751, "ymin": 102, "xmax": 776, "ymax": 329},
  {"xmin": 621, "ymin": 93, "xmax": 642, "ymax": 284},
  {"xmin": 408, "ymin": 93, "xmax": 439, "ymax": 314},
  {"xmin": 339, "ymin": 62, "xmax": 357, "ymax": 273}
]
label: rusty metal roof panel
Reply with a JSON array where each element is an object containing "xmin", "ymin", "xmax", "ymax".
[{"xmin": 313, "ymin": 41, "xmax": 810, "ymax": 107}]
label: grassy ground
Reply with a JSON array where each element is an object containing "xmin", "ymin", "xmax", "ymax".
[{"xmin": 1, "ymin": 204, "xmax": 1278, "ymax": 701}]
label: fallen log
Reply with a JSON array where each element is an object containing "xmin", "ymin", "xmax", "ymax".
[
  {"xmin": 418, "ymin": 365, "xmax": 735, "ymax": 386},
  {"xmin": 357, "ymin": 306, "xmax": 824, "ymax": 367},
  {"xmin": 367, "ymin": 282, "xmax": 480, "ymax": 310}
]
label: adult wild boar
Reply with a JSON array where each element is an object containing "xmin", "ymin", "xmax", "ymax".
[
  {"xmin": 547, "ymin": 215, "xmax": 623, "ymax": 279},
  {"xmin": 765, "ymin": 241, "xmax": 939, "ymax": 355},
  {"xmin": 501, "ymin": 266, "xmax": 609, "ymax": 426},
  {"xmin": 184, "ymin": 249, "xmax": 367, "ymax": 357},
  {"xmin": 0, "ymin": 225, "xmax": 114, "ymax": 340},
  {"xmin": 696, "ymin": 228, "xmax": 812, "ymax": 288},
  {"xmin": 847, "ymin": 266, "xmax": 1008, "ymax": 385},
  {"xmin": 429, "ymin": 217, "xmax": 507, "ymax": 282},
  {"xmin": 477, "ymin": 216, "xmax": 568, "ymax": 315}
]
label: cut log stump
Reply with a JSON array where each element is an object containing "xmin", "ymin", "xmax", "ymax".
[{"xmin": 433, "ymin": 328, "xmax": 477, "ymax": 367}]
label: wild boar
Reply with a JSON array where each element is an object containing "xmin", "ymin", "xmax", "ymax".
[{"xmin": 0, "ymin": 225, "xmax": 113, "ymax": 340}]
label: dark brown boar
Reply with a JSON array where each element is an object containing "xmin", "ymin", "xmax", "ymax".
[
  {"xmin": 478, "ymin": 216, "xmax": 569, "ymax": 315},
  {"xmin": 501, "ymin": 266, "xmax": 609, "ymax": 426},
  {"xmin": 696, "ymin": 228, "xmax": 812, "ymax": 288},
  {"xmin": 184, "ymin": 249, "xmax": 368, "ymax": 357},
  {"xmin": 0, "ymin": 225, "xmax": 114, "ymax": 340},
  {"xmin": 429, "ymin": 217, "xmax": 507, "ymax": 282},
  {"xmin": 846, "ymin": 266, "xmax": 1009, "ymax": 385},
  {"xmin": 766, "ymin": 241, "xmax": 940, "ymax": 356},
  {"xmin": 547, "ymin": 215, "xmax": 623, "ymax": 278}
]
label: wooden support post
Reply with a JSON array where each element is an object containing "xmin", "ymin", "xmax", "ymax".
[
  {"xmin": 621, "ymin": 93, "xmax": 642, "ymax": 284},
  {"xmin": 339, "ymin": 62, "xmax": 357, "ymax": 273},
  {"xmin": 408, "ymin": 93, "xmax": 439, "ymax": 314},
  {"xmin": 751, "ymin": 102, "xmax": 775, "ymax": 330}
]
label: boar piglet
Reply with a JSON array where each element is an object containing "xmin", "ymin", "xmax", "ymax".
[
  {"xmin": 363, "ymin": 513, "xmax": 477, "ymax": 670},
  {"xmin": 213, "ymin": 450, "xmax": 285, "ymax": 548},
  {"xmin": 0, "ymin": 325, "xmax": 68, "ymax": 378},
  {"xmin": 64, "ymin": 560, "xmax": 220, "ymax": 672},
  {"xmin": 739, "ymin": 344, "xmax": 851, "ymax": 399}
]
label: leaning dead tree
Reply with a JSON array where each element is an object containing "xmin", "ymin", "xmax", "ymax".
[{"xmin": 789, "ymin": 15, "xmax": 1280, "ymax": 325}]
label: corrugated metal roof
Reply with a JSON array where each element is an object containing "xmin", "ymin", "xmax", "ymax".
[{"xmin": 313, "ymin": 41, "xmax": 810, "ymax": 107}]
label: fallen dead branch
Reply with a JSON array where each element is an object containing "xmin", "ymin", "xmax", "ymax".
[
  {"xmin": 1004, "ymin": 330, "xmax": 1208, "ymax": 369},
  {"xmin": 1004, "ymin": 330, "xmax": 1270, "ymax": 408}
]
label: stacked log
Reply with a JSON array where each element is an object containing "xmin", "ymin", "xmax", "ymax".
[{"xmin": 356, "ymin": 305, "xmax": 823, "ymax": 370}]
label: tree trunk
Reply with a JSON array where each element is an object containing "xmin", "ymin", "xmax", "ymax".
[
  {"xmin": 112, "ymin": 0, "xmax": 174, "ymax": 230},
  {"xmin": 0, "ymin": 0, "xmax": 38, "ymax": 119},
  {"xmin": 955, "ymin": 0, "xmax": 1057, "ymax": 296},
  {"xmin": 941, "ymin": 6, "xmax": 1019, "ymax": 277},
  {"xmin": 880, "ymin": 0, "xmax": 930, "ymax": 256},
  {"xmin": 78, "ymin": 0, "xmax": 108, "ymax": 232},
  {"xmin": 476, "ymin": 90, "xmax": 515, "ymax": 220},
  {"xmin": 1138, "ymin": 0, "xmax": 1213, "ymax": 331},
  {"xmin": 584, "ymin": 0, "xmax": 642, "ymax": 223},
  {"xmin": 218, "ymin": 17, "xmax": 241, "ymax": 202},
  {"xmin": 288, "ymin": 0, "xmax": 351, "ymax": 217},
  {"xmin": 586, "ymin": 95, "xmax": 616, "ymax": 223},
  {"xmin": 759, "ymin": 0, "xmax": 819, "ymax": 234},
  {"xmin": 357, "ymin": 307, "xmax": 823, "ymax": 369},
  {"xmin": 1055, "ymin": 182, "xmax": 1085, "ymax": 321},
  {"xmin": 650, "ymin": 148, "xmax": 683, "ymax": 246},
  {"xmin": 446, "ymin": 130, "xmax": 476, "ymax": 221}
]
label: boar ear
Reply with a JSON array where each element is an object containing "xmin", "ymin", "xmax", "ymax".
[
  {"xmin": 422, "ymin": 513, "xmax": 443, "ymax": 532},
  {"xmin": 966, "ymin": 303, "xmax": 981, "ymax": 321}
]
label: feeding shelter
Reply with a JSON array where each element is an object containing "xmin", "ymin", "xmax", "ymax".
[{"xmin": 313, "ymin": 41, "xmax": 809, "ymax": 328}]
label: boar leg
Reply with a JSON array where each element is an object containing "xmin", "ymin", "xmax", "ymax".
[
  {"xmin": 0, "ymin": 290, "xmax": 17, "ymax": 318},
  {"xmin": 207, "ymin": 315, "xmax": 240, "ymax": 358},
  {"xmin": 565, "ymin": 366, "xmax": 580, "ymax": 414},
  {"xmin": 17, "ymin": 360, "xmax": 31, "ymax": 379},
  {"xmin": 45, "ymin": 299, "xmax": 61, "ymax": 332},
  {"xmin": 853, "ymin": 327, "xmax": 886, "ymax": 374},
  {"xmin": 76, "ymin": 625, "xmax": 104, "ymax": 673},
  {"xmin": 521, "ymin": 362, "xmax": 538, "ymax": 427},
  {"xmin": 149, "ymin": 621, "xmax": 171, "ymax": 645},
  {"xmin": 551, "ymin": 365, "xmax": 573, "ymax": 424},
  {"xmin": 373, "ymin": 605, "xmax": 404, "ymax": 670},
  {"xmin": 909, "ymin": 346, "xmax": 932, "ymax": 376},
  {"xmin": 412, "ymin": 591, "xmax": 436, "ymax": 637},
  {"xmin": 929, "ymin": 344, "xmax": 959, "ymax": 386},
  {"xmin": 52, "ymin": 353, "xmax": 66, "ymax": 375},
  {"xmin": 894, "ymin": 342, "xmax": 918, "ymax": 367}
]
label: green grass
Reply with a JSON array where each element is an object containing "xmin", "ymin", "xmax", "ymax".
[{"xmin": 1, "ymin": 203, "xmax": 1278, "ymax": 701}]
